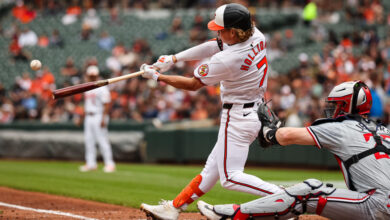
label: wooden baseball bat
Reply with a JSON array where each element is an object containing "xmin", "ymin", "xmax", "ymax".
[{"xmin": 52, "ymin": 70, "xmax": 144, "ymax": 100}]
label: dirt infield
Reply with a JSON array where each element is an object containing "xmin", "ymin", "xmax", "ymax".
[{"xmin": 0, "ymin": 187, "xmax": 328, "ymax": 219}]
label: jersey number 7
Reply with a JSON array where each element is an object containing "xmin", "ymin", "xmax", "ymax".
[{"xmin": 256, "ymin": 56, "xmax": 268, "ymax": 87}]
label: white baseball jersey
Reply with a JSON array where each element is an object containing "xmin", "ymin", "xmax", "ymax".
[
  {"xmin": 193, "ymin": 27, "xmax": 268, "ymax": 104},
  {"xmin": 83, "ymin": 85, "xmax": 115, "ymax": 169},
  {"xmin": 84, "ymin": 86, "xmax": 111, "ymax": 114},
  {"xmin": 195, "ymin": 27, "xmax": 282, "ymax": 201}
]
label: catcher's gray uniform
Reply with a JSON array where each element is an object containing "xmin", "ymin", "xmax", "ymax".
[
  {"xmin": 305, "ymin": 116, "xmax": 390, "ymax": 219},
  {"xmin": 210, "ymin": 116, "xmax": 390, "ymax": 220}
]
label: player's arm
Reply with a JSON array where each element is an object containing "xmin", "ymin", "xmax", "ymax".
[
  {"xmin": 175, "ymin": 39, "xmax": 223, "ymax": 61},
  {"xmin": 258, "ymin": 104, "xmax": 315, "ymax": 147},
  {"xmin": 101, "ymin": 103, "xmax": 109, "ymax": 127},
  {"xmin": 157, "ymin": 75, "xmax": 204, "ymax": 91},
  {"xmin": 153, "ymin": 39, "xmax": 224, "ymax": 72},
  {"xmin": 276, "ymin": 127, "xmax": 315, "ymax": 146}
]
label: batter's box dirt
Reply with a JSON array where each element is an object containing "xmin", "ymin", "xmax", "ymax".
[{"xmin": 0, "ymin": 187, "xmax": 328, "ymax": 219}]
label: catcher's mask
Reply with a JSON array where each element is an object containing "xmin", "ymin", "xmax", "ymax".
[{"xmin": 325, "ymin": 81, "xmax": 372, "ymax": 118}]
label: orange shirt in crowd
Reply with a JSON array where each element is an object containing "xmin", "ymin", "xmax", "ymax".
[
  {"xmin": 38, "ymin": 36, "xmax": 49, "ymax": 47},
  {"xmin": 29, "ymin": 77, "xmax": 43, "ymax": 95},
  {"xmin": 12, "ymin": 5, "xmax": 36, "ymax": 23},
  {"xmin": 66, "ymin": 6, "xmax": 82, "ymax": 15}
]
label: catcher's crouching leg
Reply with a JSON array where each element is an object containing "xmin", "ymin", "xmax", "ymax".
[
  {"xmin": 213, "ymin": 179, "xmax": 336, "ymax": 220},
  {"xmin": 173, "ymin": 174, "xmax": 205, "ymax": 209}
]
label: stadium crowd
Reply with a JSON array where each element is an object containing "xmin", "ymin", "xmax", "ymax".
[{"xmin": 1, "ymin": 0, "xmax": 390, "ymax": 129}]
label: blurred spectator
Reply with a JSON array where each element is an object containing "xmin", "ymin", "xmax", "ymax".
[
  {"xmin": 2, "ymin": 0, "xmax": 390, "ymax": 127},
  {"xmin": 171, "ymin": 17, "xmax": 184, "ymax": 35},
  {"xmin": 98, "ymin": 31, "xmax": 115, "ymax": 51},
  {"xmin": 9, "ymin": 37, "xmax": 30, "ymax": 62},
  {"xmin": 12, "ymin": 1, "xmax": 36, "ymax": 24},
  {"xmin": 61, "ymin": 57, "xmax": 79, "ymax": 77},
  {"xmin": 109, "ymin": 7, "xmax": 121, "ymax": 25},
  {"xmin": 16, "ymin": 72, "xmax": 32, "ymax": 91},
  {"xmin": 4, "ymin": 22, "xmax": 19, "ymax": 39},
  {"xmin": 66, "ymin": 1, "xmax": 82, "ymax": 16},
  {"xmin": 105, "ymin": 52, "xmax": 122, "ymax": 72},
  {"xmin": 38, "ymin": 34, "xmax": 49, "ymax": 48},
  {"xmin": 280, "ymin": 85, "xmax": 296, "ymax": 110},
  {"xmin": 49, "ymin": 29, "xmax": 64, "ymax": 48},
  {"xmin": 0, "ymin": 102, "xmax": 14, "ymax": 123},
  {"xmin": 302, "ymin": 0, "xmax": 317, "ymax": 26},
  {"xmin": 62, "ymin": 0, "xmax": 81, "ymax": 25},
  {"xmin": 18, "ymin": 28, "xmax": 38, "ymax": 47},
  {"xmin": 370, "ymin": 88, "xmax": 384, "ymax": 119},
  {"xmin": 43, "ymin": 0, "xmax": 61, "ymax": 16},
  {"xmin": 82, "ymin": 9, "xmax": 101, "ymax": 30}
]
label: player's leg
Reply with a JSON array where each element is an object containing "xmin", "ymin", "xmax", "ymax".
[
  {"xmin": 308, "ymin": 188, "xmax": 386, "ymax": 220},
  {"xmin": 95, "ymin": 115, "xmax": 115, "ymax": 172},
  {"xmin": 80, "ymin": 116, "xmax": 97, "ymax": 171},
  {"xmin": 141, "ymin": 133, "xmax": 221, "ymax": 220},
  {"xmin": 216, "ymin": 108, "xmax": 282, "ymax": 196},
  {"xmin": 198, "ymin": 179, "xmax": 380, "ymax": 220},
  {"xmin": 173, "ymin": 143, "xmax": 220, "ymax": 209}
]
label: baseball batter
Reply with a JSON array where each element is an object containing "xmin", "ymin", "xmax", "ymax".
[
  {"xmin": 79, "ymin": 65, "xmax": 116, "ymax": 173},
  {"xmin": 140, "ymin": 3, "xmax": 282, "ymax": 220},
  {"xmin": 198, "ymin": 81, "xmax": 390, "ymax": 220}
]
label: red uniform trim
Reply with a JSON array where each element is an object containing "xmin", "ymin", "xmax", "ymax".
[
  {"xmin": 316, "ymin": 196, "xmax": 327, "ymax": 215},
  {"xmin": 232, "ymin": 207, "xmax": 250, "ymax": 220},
  {"xmin": 327, "ymin": 193, "xmax": 370, "ymax": 202},
  {"xmin": 306, "ymin": 127, "xmax": 322, "ymax": 149},
  {"xmin": 223, "ymin": 109, "xmax": 273, "ymax": 195},
  {"xmin": 223, "ymin": 109, "xmax": 231, "ymax": 179},
  {"xmin": 334, "ymin": 155, "xmax": 348, "ymax": 188}
]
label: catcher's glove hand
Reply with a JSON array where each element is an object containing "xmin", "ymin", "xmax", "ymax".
[{"xmin": 257, "ymin": 101, "xmax": 281, "ymax": 148}]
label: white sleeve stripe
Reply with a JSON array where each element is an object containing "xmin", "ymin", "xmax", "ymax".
[
  {"xmin": 326, "ymin": 193, "xmax": 371, "ymax": 203},
  {"xmin": 306, "ymin": 127, "xmax": 322, "ymax": 149}
]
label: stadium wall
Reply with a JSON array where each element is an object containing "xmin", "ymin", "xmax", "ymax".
[{"xmin": 0, "ymin": 122, "xmax": 338, "ymax": 168}]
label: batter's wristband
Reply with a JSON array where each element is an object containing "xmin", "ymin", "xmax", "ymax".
[{"xmin": 266, "ymin": 128, "xmax": 280, "ymax": 145}]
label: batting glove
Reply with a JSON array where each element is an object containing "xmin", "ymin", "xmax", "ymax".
[
  {"xmin": 153, "ymin": 55, "xmax": 175, "ymax": 73},
  {"xmin": 141, "ymin": 64, "xmax": 160, "ymax": 81}
]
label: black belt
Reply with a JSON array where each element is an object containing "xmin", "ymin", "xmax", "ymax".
[
  {"xmin": 222, "ymin": 102, "xmax": 254, "ymax": 109},
  {"xmin": 86, "ymin": 112, "xmax": 95, "ymax": 116}
]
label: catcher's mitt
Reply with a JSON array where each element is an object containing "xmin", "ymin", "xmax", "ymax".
[{"xmin": 257, "ymin": 101, "xmax": 281, "ymax": 148}]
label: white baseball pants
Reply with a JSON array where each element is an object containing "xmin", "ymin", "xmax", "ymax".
[
  {"xmin": 198, "ymin": 103, "xmax": 282, "ymax": 198},
  {"xmin": 84, "ymin": 114, "xmax": 115, "ymax": 167}
]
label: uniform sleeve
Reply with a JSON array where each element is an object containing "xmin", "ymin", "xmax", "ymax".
[
  {"xmin": 307, "ymin": 122, "xmax": 346, "ymax": 153},
  {"xmin": 193, "ymin": 56, "xmax": 232, "ymax": 86},
  {"xmin": 175, "ymin": 39, "xmax": 226, "ymax": 61},
  {"xmin": 99, "ymin": 86, "xmax": 111, "ymax": 104}
]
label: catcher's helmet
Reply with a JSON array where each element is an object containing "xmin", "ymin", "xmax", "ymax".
[{"xmin": 325, "ymin": 81, "xmax": 372, "ymax": 118}]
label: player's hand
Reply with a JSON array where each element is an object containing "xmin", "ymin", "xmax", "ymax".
[
  {"xmin": 100, "ymin": 119, "xmax": 106, "ymax": 128},
  {"xmin": 141, "ymin": 64, "xmax": 160, "ymax": 81},
  {"xmin": 74, "ymin": 117, "xmax": 83, "ymax": 126},
  {"xmin": 152, "ymin": 55, "xmax": 175, "ymax": 73}
]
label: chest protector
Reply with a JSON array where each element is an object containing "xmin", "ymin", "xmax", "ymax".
[{"xmin": 312, "ymin": 115, "xmax": 390, "ymax": 190}]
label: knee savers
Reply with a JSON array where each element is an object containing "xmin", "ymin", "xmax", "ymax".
[{"xmin": 214, "ymin": 179, "xmax": 336, "ymax": 219}]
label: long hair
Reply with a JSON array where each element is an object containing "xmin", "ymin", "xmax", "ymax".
[{"xmin": 231, "ymin": 22, "xmax": 254, "ymax": 43}]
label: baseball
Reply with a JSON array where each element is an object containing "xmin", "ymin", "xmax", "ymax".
[{"xmin": 30, "ymin": 59, "xmax": 42, "ymax": 71}]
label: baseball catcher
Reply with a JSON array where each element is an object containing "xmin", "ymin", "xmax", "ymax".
[{"xmin": 198, "ymin": 81, "xmax": 390, "ymax": 220}]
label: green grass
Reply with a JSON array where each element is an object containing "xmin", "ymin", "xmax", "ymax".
[{"xmin": 0, "ymin": 160, "xmax": 342, "ymax": 211}]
